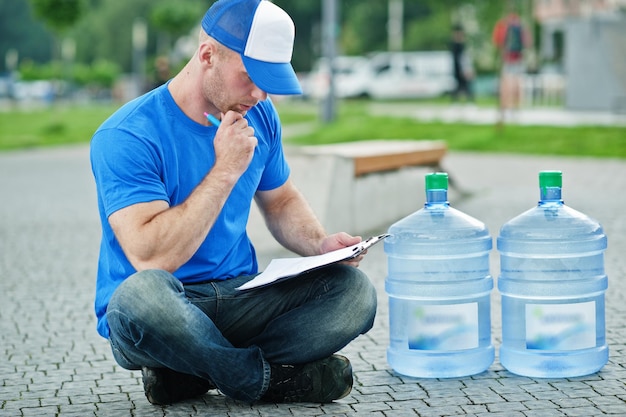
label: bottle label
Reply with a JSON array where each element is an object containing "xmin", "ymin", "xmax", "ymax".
[
  {"xmin": 407, "ymin": 303, "xmax": 478, "ymax": 350},
  {"xmin": 525, "ymin": 302, "xmax": 596, "ymax": 350}
]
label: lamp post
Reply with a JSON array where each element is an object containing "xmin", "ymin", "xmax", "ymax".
[
  {"xmin": 321, "ymin": 0, "xmax": 337, "ymax": 123},
  {"xmin": 388, "ymin": 0, "xmax": 403, "ymax": 52},
  {"xmin": 132, "ymin": 18, "xmax": 148, "ymax": 99}
]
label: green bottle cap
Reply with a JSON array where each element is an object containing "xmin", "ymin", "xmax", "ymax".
[
  {"xmin": 539, "ymin": 171, "xmax": 562, "ymax": 188},
  {"xmin": 425, "ymin": 172, "xmax": 448, "ymax": 190}
]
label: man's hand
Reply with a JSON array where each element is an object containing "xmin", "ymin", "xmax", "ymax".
[
  {"xmin": 320, "ymin": 232, "xmax": 365, "ymax": 268},
  {"xmin": 212, "ymin": 111, "xmax": 257, "ymax": 181}
]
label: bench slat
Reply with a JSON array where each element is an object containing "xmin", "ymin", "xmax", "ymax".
[
  {"xmin": 354, "ymin": 146, "xmax": 446, "ymax": 176},
  {"xmin": 297, "ymin": 139, "xmax": 447, "ymax": 177}
]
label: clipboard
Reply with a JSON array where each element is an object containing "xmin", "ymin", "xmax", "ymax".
[{"xmin": 236, "ymin": 234, "xmax": 390, "ymax": 291}]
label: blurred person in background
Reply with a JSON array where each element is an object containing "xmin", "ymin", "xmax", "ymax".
[
  {"xmin": 450, "ymin": 23, "xmax": 475, "ymax": 102},
  {"xmin": 152, "ymin": 56, "xmax": 171, "ymax": 89},
  {"xmin": 90, "ymin": 0, "xmax": 376, "ymax": 407},
  {"xmin": 492, "ymin": 2, "xmax": 532, "ymax": 122}
]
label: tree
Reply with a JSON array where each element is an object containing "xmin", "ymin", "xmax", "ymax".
[
  {"xmin": 150, "ymin": 1, "xmax": 204, "ymax": 56},
  {"xmin": 274, "ymin": 0, "xmax": 321, "ymax": 71},
  {"xmin": 71, "ymin": 0, "xmax": 155, "ymax": 73},
  {"xmin": 12, "ymin": 0, "xmax": 513, "ymax": 78},
  {"xmin": 150, "ymin": 1, "xmax": 201, "ymax": 38},
  {"xmin": 0, "ymin": 0, "xmax": 53, "ymax": 72},
  {"xmin": 28, "ymin": 0, "xmax": 86, "ymax": 95},
  {"xmin": 30, "ymin": 0, "xmax": 85, "ymax": 34}
]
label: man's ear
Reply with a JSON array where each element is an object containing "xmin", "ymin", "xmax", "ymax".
[{"xmin": 198, "ymin": 41, "xmax": 217, "ymax": 67}]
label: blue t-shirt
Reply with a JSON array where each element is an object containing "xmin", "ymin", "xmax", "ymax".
[{"xmin": 90, "ymin": 83, "xmax": 290, "ymax": 338}]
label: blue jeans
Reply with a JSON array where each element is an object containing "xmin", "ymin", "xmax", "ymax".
[{"xmin": 106, "ymin": 264, "xmax": 377, "ymax": 403}]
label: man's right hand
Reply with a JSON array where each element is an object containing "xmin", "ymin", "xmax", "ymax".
[{"xmin": 212, "ymin": 111, "xmax": 258, "ymax": 181}]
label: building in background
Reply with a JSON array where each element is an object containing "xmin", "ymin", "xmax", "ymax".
[{"xmin": 534, "ymin": 0, "xmax": 626, "ymax": 112}]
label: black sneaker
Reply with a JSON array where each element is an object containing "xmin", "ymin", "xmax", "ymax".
[
  {"xmin": 141, "ymin": 367, "xmax": 215, "ymax": 405},
  {"xmin": 261, "ymin": 354, "xmax": 353, "ymax": 403}
]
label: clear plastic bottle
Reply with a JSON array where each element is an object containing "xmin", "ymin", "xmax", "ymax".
[
  {"xmin": 385, "ymin": 172, "xmax": 494, "ymax": 378},
  {"xmin": 497, "ymin": 171, "xmax": 608, "ymax": 377}
]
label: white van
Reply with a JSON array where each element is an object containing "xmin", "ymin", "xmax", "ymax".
[
  {"xmin": 304, "ymin": 56, "xmax": 373, "ymax": 99},
  {"xmin": 367, "ymin": 51, "xmax": 455, "ymax": 99}
]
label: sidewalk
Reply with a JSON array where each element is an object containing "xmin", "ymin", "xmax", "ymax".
[
  {"xmin": 1, "ymin": 144, "xmax": 625, "ymax": 416},
  {"xmin": 367, "ymin": 102, "xmax": 626, "ymax": 127}
]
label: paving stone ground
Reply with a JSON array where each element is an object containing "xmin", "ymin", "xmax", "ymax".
[{"xmin": 1, "ymin": 140, "xmax": 625, "ymax": 416}]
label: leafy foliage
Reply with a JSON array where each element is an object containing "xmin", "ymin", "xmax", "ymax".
[
  {"xmin": 72, "ymin": 60, "xmax": 121, "ymax": 87},
  {"xmin": 0, "ymin": 0, "xmax": 542, "ymax": 99},
  {"xmin": 150, "ymin": 1, "xmax": 204, "ymax": 39},
  {"xmin": 0, "ymin": 0, "xmax": 53, "ymax": 67},
  {"xmin": 19, "ymin": 57, "xmax": 120, "ymax": 87},
  {"xmin": 30, "ymin": 0, "xmax": 85, "ymax": 33},
  {"xmin": 4, "ymin": 0, "xmax": 517, "ymax": 74}
]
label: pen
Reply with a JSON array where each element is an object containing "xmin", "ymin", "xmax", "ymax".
[{"xmin": 203, "ymin": 112, "xmax": 221, "ymax": 127}]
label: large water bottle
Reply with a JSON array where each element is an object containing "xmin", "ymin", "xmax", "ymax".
[
  {"xmin": 385, "ymin": 172, "xmax": 494, "ymax": 378},
  {"xmin": 497, "ymin": 171, "xmax": 608, "ymax": 378}
]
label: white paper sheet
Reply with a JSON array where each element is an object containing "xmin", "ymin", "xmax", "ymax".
[{"xmin": 236, "ymin": 234, "xmax": 389, "ymax": 291}]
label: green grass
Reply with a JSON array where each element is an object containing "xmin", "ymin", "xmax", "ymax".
[
  {"xmin": 286, "ymin": 114, "xmax": 626, "ymax": 158},
  {"xmin": 277, "ymin": 100, "xmax": 626, "ymax": 159},
  {"xmin": 0, "ymin": 104, "xmax": 119, "ymax": 150},
  {"xmin": 1, "ymin": 100, "xmax": 624, "ymax": 159}
]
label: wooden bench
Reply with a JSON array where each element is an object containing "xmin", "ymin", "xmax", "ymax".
[{"xmin": 298, "ymin": 139, "xmax": 450, "ymax": 178}]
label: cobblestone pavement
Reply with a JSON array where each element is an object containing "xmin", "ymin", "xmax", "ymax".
[{"xmin": 1, "ymin": 145, "xmax": 625, "ymax": 416}]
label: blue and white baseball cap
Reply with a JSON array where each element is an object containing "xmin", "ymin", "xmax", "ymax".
[{"xmin": 202, "ymin": 0, "xmax": 302, "ymax": 95}]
